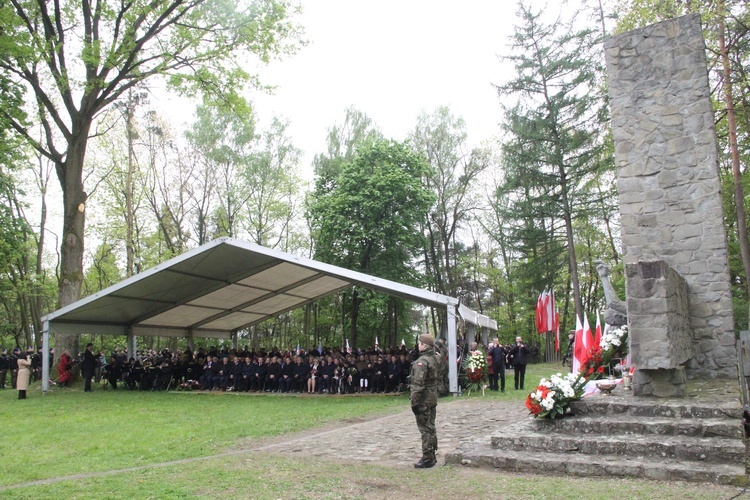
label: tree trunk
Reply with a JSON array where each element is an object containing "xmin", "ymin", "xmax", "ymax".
[
  {"xmin": 718, "ymin": 5, "xmax": 750, "ymax": 325},
  {"xmin": 125, "ymin": 89, "xmax": 136, "ymax": 277},
  {"xmin": 56, "ymin": 124, "xmax": 91, "ymax": 357}
]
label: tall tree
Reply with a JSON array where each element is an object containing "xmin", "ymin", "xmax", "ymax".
[
  {"xmin": 495, "ymin": 1, "xmax": 609, "ymax": 322},
  {"xmin": 307, "ymin": 139, "xmax": 435, "ymax": 347},
  {"xmin": 0, "ymin": 0, "xmax": 302, "ymax": 355},
  {"xmin": 408, "ymin": 107, "xmax": 490, "ymax": 298},
  {"xmin": 242, "ymin": 117, "xmax": 302, "ymax": 249}
]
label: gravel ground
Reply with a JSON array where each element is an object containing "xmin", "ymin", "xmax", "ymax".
[{"xmin": 251, "ymin": 396, "xmax": 527, "ymax": 466}]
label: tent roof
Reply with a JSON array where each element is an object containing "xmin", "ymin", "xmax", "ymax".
[{"xmin": 43, "ymin": 238, "xmax": 470, "ymax": 340}]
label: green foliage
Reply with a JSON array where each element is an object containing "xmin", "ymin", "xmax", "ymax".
[
  {"xmin": 307, "ymin": 138, "xmax": 435, "ymax": 346},
  {"xmin": 409, "ymin": 106, "xmax": 491, "ymax": 311},
  {"xmin": 309, "ymin": 139, "xmax": 434, "ymax": 282},
  {"xmin": 83, "ymin": 242, "xmax": 124, "ymax": 296},
  {"xmin": 489, "ymin": 1, "xmax": 612, "ymax": 330}
]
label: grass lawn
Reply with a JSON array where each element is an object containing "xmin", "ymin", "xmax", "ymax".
[{"xmin": 0, "ymin": 362, "xmax": 742, "ymax": 499}]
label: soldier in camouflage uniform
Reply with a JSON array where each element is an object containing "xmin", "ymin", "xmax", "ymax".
[{"xmin": 410, "ymin": 333, "xmax": 439, "ymax": 468}]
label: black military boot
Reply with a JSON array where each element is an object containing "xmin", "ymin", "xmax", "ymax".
[{"xmin": 414, "ymin": 454, "xmax": 436, "ymax": 469}]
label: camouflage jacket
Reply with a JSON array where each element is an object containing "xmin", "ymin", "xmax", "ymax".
[{"xmin": 410, "ymin": 346, "xmax": 438, "ymax": 408}]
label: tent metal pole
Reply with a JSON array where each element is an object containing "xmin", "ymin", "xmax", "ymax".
[
  {"xmin": 447, "ymin": 304, "xmax": 458, "ymax": 394},
  {"xmin": 42, "ymin": 321, "xmax": 50, "ymax": 394}
]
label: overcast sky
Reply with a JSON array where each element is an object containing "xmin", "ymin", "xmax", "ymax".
[
  {"xmin": 240, "ymin": 1, "xmax": 521, "ymax": 176},
  {"xmin": 159, "ymin": 1, "xmax": 611, "ymax": 180}
]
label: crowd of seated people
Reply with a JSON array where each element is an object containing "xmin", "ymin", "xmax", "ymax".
[
  {"xmin": 88, "ymin": 344, "xmax": 415, "ymax": 394},
  {"xmin": 198, "ymin": 347, "xmax": 413, "ymax": 394}
]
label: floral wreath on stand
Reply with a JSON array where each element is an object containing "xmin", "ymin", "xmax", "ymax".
[
  {"xmin": 461, "ymin": 347, "xmax": 488, "ymax": 396},
  {"xmin": 525, "ymin": 325, "xmax": 629, "ymax": 419}
]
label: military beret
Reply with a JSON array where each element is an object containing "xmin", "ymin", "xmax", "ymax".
[{"xmin": 419, "ymin": 334, "xmax": 435, "ymax": 346}]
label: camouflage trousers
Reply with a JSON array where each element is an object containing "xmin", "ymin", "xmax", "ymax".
[{"xmin": 414, "ymin": 405, "xmax": 437, "ymax": 459}]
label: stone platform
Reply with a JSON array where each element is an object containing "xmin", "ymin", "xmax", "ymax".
[{"xmin": 445, "ymin": 378, "xmax": 748, "ymax": 485}]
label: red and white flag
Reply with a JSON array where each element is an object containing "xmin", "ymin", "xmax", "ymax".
[
  {"xmin": 554, "ymin": 311, "xmax": 561, "ymax": 352},
  {"xmin": 545, "ymin": 290, "xmax": 555, "ymax": 332},
  {"xmin": 572, "ymin": 315, "xmax": 585, "ymax": 374},
  {"xmin": 345, "ymin": 339, "xmax": 351, "ymax": 354},
  {"xmin": 594, "ymin": 311, "xmax": 602, "ymax": 348},
  {"xmin": 583, "ymin": 313, "xmax": 592, "ymax": 353},
  {"xmin": 535, "ymin": 291, "xmax": 546, "ymax": 333}
]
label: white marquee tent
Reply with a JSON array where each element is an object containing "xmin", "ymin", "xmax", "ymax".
[{"xmin": 41, "ymin": 238, "xmax": 495, "ymax": 393}]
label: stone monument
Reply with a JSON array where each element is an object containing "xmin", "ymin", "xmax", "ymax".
[{"xmin": 605, "ymin": 14, "xmax": 738, "ymax": 395}]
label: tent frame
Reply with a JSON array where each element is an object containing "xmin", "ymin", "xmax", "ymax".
[{"xmin": 41, "ymin": 238, "xmax": 495, "ymax": 394}]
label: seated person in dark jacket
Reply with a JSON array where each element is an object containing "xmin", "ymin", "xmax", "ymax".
[
  {"xmin": 266, "ymin": 357, "xmax": 281, "ymax": 392},
  {"xmin": 318, "ymin": 359, "xmax": 331, "ymax": 393},
  {"xmin": 200, "ymin": 356, "xmax": 219, "ymax": 390},
  {"xmin": 240, "ymin": 356, "xmax": 255, "ymax": 392},
  {"xmin": 359, "ymin": 362, "xmax": 373, "ymax": 392},
  {"xmin": 215, "ymin": 357, "xmax": 232, "ymax": 390},
  {"xmin": 107, "ymin": 356, "xmax": 123, "ymax": 389},
  {"xmin": 254, "ymin": 358, "xmax": 268, "ymax": 391},
  {"xmin": 229, "ymin": 356, "xmax": 244, "ymax": 391},
  {"xmin": 372, "ymin": 356, "xmax": 388, "ymax": 393},
  {"xmin": 292, "ymin": 356, "xmax": 309, "ymax": 393},
  {"xmin": 279, "ymin": 356, "xmax": 295, "ymax": 393},
  {"xmin": 386, "ymin": 355, "xmax": 402, "ymax": 393}
]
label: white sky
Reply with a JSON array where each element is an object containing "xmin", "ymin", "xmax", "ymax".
[{"xmin": 213, "ymin": 1, "xmax": 521, "ymax": 176}]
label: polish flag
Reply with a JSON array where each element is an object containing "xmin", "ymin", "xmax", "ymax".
[
  {"xmin": 594, "ymin": 311, "xmax": 602, "ymax": 348},
  {"xmin": 545, "ymin": 290, "xmax": 555, "ymax": 332},
  {"xmin": 582, "ymin": 313, "xmax": 593, "ymax": 354},
  {"xmin": 535, "ymin": 291, "xmax": 546, "ymax": 333},
  {"xmin": 345, "ymin": 339, "xmax": 351, "ymax": 354},
  {"xmin": 375, "ymin": 336, "xmax": 379, "ymax": 346},
  {"xmin": 572, "ymin": 315, "xmax": 585, "ymax": 374},
  {"xmin": 554, "ymin": 311, "xmax": 561, "ymax": 352}
]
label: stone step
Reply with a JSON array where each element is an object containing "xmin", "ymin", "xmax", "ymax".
[
  {"xmin": 530, "ymin": 415, "xmax": 743, "ymax": 439},
  {"xmin": 490, "ymin": 432, "xmax": 745, "ymax": 464},
  {"xmin": 445, "ymin": 443, "xmax": 748, "ymax": 486},
  {"xmin": 568, "ymin": 398, "xmax": 743, "ymax": 420}
]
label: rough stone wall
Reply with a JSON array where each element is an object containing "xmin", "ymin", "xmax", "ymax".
[
  {"xmin": 627, "ymin": 261, "xmax": 692, "ymax": 370},
  {"xmin": 604, "ymin": 14, "xmax": 737, "ymax": 379}
]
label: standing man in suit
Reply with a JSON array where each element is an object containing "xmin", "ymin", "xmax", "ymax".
[
  {"xmin": 488, "ymin": 338, "xmax": 507, "ymax": 392},
  {"xmin": 81, "ymin": 343, "xmax": 100, "ymax": 392},
  {"xmin": 509, "ymin": 336, "xmax": 529, "ymax": 391}
]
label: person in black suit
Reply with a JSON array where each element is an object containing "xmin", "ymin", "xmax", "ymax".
[
  {"xmin": 488, "ymin": 338, "xmax": 507, "ymax": 392},
  {"xmin": 292, "ymin": 356, "xmax": 308, "ymax": 393},
  {"xmin": 81, "ymin": 343, "xmax": 101, "ymax": 392},
  {"xmin": 508, "ymin": 336, "xmax": 529, "ymax": 391}
]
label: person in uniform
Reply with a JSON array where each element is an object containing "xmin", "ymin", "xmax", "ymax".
[{"xmin": 410, "ymin": 333, "xmax": 439, "ymax": 469}]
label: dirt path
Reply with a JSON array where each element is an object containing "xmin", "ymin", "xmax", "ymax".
[{"xmin": 257, "ymin": 397, "xmax": 525, "ymax": 466}]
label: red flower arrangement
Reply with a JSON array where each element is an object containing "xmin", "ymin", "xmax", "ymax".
[
  {"xmin": 466, "ymin": 368, "xmax": 483, "ymax": 382},
  {"xmin": 525, "ymin": 385, "xmax": 551, "ymax": 416}
]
